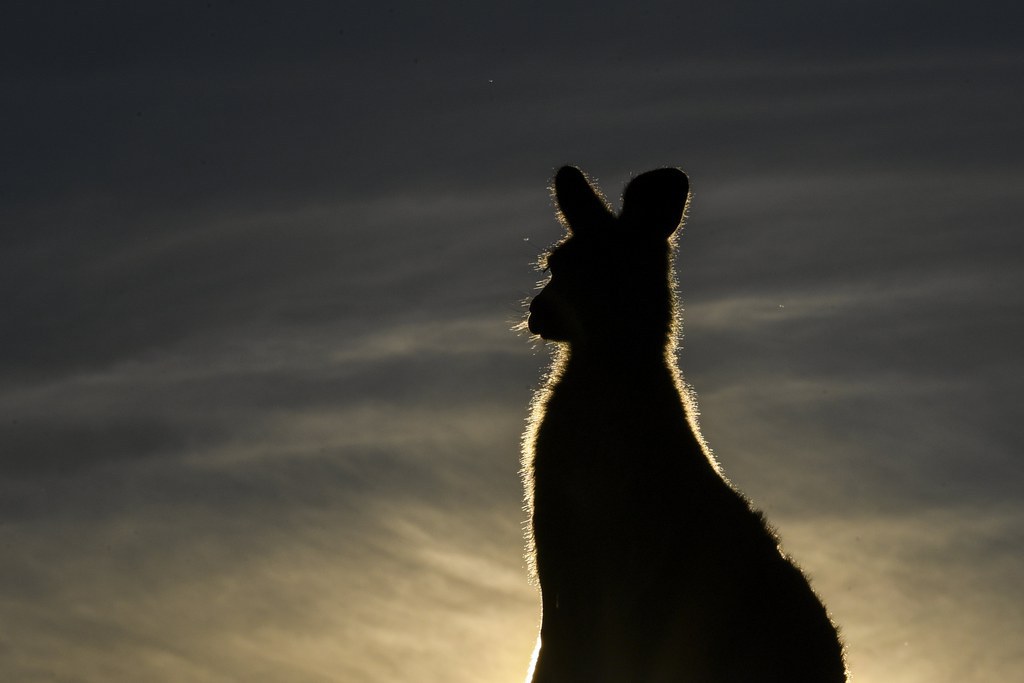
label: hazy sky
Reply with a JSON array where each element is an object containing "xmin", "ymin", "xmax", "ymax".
[{"xmin": 2, "ymin": 2, "xmax": 1022, "ymax": 682}]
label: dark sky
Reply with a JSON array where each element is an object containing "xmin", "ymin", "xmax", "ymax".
[{"xmin": 3, "ymin": 2, "xmax": 1023, "ymax": 681}]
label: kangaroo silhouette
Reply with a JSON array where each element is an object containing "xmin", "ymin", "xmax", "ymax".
[{"xmin": 521, "ymin": 166, "xmax": 846, "ymax": 682}]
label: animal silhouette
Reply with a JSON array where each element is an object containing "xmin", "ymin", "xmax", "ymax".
[{"xmin": 521, "ymin": 166, "xmax": 846, "ymax": 682}]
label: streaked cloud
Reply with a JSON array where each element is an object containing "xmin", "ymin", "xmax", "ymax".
[{"xmin": 2, "ymin": 2, "xmax": 1021, "ymax": 681}]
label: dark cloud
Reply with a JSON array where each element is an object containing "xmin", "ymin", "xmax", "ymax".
[
  {"xmin": 0, "ymin": 416, "xmax": 197, "ymax": 479},
  {"xmin": 6, "ymin": 2, "xmax": 1023, "ymax": 77},
  {"xmin": 2, "ymin": 2, "xmax": 1022, "ymax": 681},
  {"xmin": 5, "ymin": 3, "xmax": 1022, "ymax": 207}
]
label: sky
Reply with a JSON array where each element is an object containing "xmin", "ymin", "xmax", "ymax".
[{"xmin": 2, "ymin": 2, "xmax": 1022, "ymax": 681}]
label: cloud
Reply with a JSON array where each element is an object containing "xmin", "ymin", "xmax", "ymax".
[
  {"xmin": 1, "ymin": 3, "xmax": 1021, "ymax": 681},
  {"xmin": 783, "ymin": 505, "xmax": 1024, "ymax": 683},
  {"xmin": 0, "ymin": 489, "xmax": 538, "ymax": 682},
  {"xmin": 0, "ymin": 300, "xmax": 540, "ymax": 681}
]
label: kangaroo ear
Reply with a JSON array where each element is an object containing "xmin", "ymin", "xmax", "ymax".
[
  {"xmin": 554, "ymin": 166, "xmax": 615, "ymax": 235},
  {"xmin": 620, "ymin": 168, "xmax": 690, "ymax": 238}
]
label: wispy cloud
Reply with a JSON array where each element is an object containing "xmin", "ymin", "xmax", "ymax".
[{"xmin": 2, "ymin": 2, "xmax": 1022, "ymax": 681}]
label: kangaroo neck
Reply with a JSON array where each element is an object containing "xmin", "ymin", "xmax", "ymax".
[
  {"xmin": 546, "ymin": 339, "xmax": 694, "ymax": 446},
  {"xmin": 558, "ymin": 339, "xmax": 679, "ymax": 391}
]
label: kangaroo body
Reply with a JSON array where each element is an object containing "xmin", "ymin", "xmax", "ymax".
[{"xmin": 522, "ymin": 166, "xmax": 846, "ymax": 682}]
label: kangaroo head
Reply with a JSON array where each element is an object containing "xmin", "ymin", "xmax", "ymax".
[{"xmin": 527, "ymin": 166, "xmax": 690, "ymax": 348}]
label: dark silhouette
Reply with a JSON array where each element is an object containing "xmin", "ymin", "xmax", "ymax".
[{"xmin": 521, "ymin": 166, "xmax": 847, "ymax": 682}]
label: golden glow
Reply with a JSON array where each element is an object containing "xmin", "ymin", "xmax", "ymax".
[
  {"xmin": 5, "ymin": 317, "xmax": 1019, "ymax": 682},
  {"xmin": 524, "ymin": 636, "xmax": 542, "ymax": 683}
]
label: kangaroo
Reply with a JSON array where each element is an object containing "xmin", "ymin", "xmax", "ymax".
[{"xmin": 521, "ymin": 166, "xmax": 846, "ymax": 682}]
